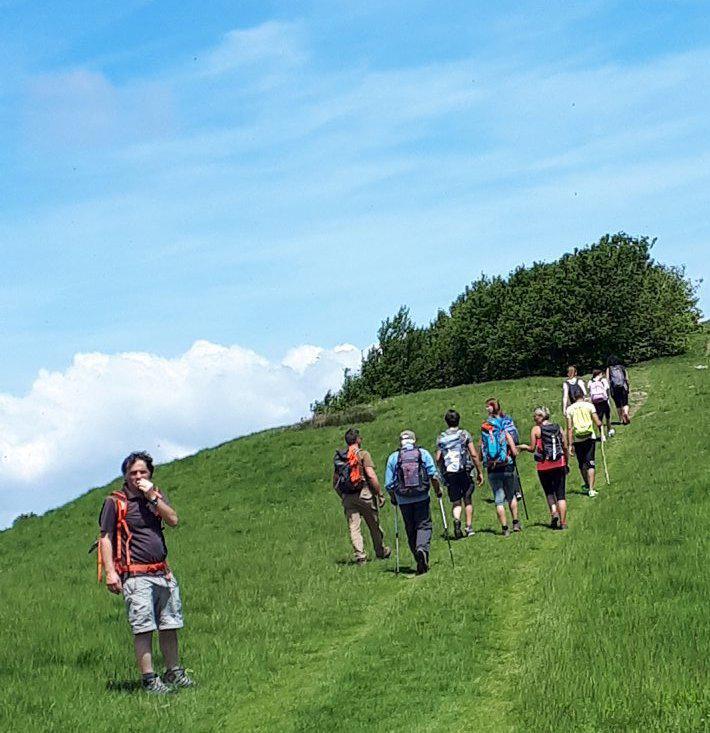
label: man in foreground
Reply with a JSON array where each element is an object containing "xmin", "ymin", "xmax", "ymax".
[
  {"xmin": 566, "ymin": 388, "xmax": 604, "ymax": 496},
  {"xmin": 333, "ymin": 428, "xmax": 390, "ymax": 565},
  {"xmin": 435, "ymin": 409, "xmax": 484, "ymax": 538},
  {"xmin": 98, "ymin": 451, "xmax": 193, "ymax": 694},
  {"xmin": 385, "ymin": 430, "xmax": 442, "ymax": 575}
]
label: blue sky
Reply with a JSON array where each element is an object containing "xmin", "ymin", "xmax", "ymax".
[{"xmin": 0, "ymin": 1, "xmax": 708, "ymax": 525}]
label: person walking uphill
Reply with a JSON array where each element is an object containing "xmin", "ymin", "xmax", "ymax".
[
  {"xmin": 562, "ymin": 365, "xmax": 587, "ymax": 415},
  {"xmin": 607, "ymin": 355, "xmax": 631, "ymax": 425},
  {"xmin": 333, "ymin": 429, "xmax": 390, "ymax": 565},
  {"xmin": 385, "ymin": 430, "xmax": 442, "ymax": 575},
  {"xmin": 97, "ymin": 451, "xmax": 193, "ymax": 695},
  {"xmin": 566, "ymin": 389, "xmax": 604, "ymax": 497},
  {"xmin": 518, "ymin": 407, "xmax": 569, "ymax": 529},
  {"xmin": 481, "ymin": 399, "xmax": 521, "ymax": 537},
  {"xmin": 436, "ymin": 410, "xmax": 484, "ymax": 538}
]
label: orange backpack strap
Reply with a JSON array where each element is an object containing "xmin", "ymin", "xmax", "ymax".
[{"xmin": 97, "ymin": 491, "xmax": 130, "ymax": 584}]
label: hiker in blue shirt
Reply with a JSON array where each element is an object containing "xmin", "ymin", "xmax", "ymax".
[{"xmin": 385, "ymin": 430, "xmax": 442, "ymax": 575}]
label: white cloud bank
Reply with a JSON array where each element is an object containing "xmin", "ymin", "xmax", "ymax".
[{"xmin": 0, "ymin": 340, "xmax": 361, "ymax": 529}]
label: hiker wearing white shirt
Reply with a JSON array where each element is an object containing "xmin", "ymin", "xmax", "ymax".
[
  {"xmin": 566, "ymin": 389, "xmax": 604, "ymax": 497},
  {"xmin": 562, "ymin": 365, "xmax": 587, "ymax": 414},
  {"xmin": 588, "ymin": 369, "xmax": 614, "ymax": 437}
]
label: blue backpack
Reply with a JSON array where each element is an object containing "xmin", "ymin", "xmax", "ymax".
[
  {"xmin": 481, "ymin": 417, "xmax": 513, "ymax": 468},
  {"xmin": 499, "ymin": 414, "xmax": 520, "ymax": 445}
]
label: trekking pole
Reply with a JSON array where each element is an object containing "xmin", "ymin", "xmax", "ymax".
[
  {"xmin": 513, "ymin": 462, "xmax": 529, "ymax": 520},
  {"xmin": 393, "ymin": 503, "xmax": 400, "ymax": 575},
  {"xmin": 437, "ymin": 495, "xmax": 455, "ymax": 568},
  {"xmin": 600, "ymin": 427, "xmax": 611, "ymax": 485}
]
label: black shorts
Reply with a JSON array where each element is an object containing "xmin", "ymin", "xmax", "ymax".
[
  {"xmin": 611, "ymin": 385, "xmax": 629, "ymax": 408},
  {"xmin": 537, "ymin": 467, "xmax": 566, "ymax": 501},
  {"xmin": 574, "ymin": 438, "xmax": 596, "ymax": 471},
  {"xmin": 593, "ymin": 400, "xmax": 611, "ymax": 421},
  {"xmin": 445, "ymin": 471, "xmax": 473, "ymax": 503}
]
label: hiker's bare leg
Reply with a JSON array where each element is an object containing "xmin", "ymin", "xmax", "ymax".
[
  {"xmin": 496, "ymin": 505, "xmax": 507, "ymax": 526},
  {"xmin": 464, "ymin": 499, "xmax": 473, "ymax": 526},
  {"xmin": 452, "ymin": 500, "xmax": 462, "ymax": 522},
  {"xmin": 587, "ymin": 467, "xmax": 596, "ymax": 491},
  {"xmin": 159, "ymin": 629, "xmax": 179, "ymax": 670},
  {"xmin": 558, "ymin": 499, "xmax": 568, "ymax": 525},
  {"xmin": 509, "ymin": 497, "xmax": 519, "ymax": 522},
  {"xmin": 546, "ymin": 494, "xmax": 558, "ymax": 518},
  {"xmin": 134, "ymin": 632, "xmax": 154, "ymax": 674}
]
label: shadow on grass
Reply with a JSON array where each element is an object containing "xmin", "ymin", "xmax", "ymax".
[
  {"xmin": 106, "ymin": 679, "xmax": 142, "ymax": 693},
  {"xmin": 385, "ymin": 566, "xmax": 417, "ymax": 576}
]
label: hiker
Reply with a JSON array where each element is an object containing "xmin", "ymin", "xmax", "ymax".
[
  {"xmin": 436, "ymin": 409, "xmax": 484, "ymax": 538},
  {"xmin": 385, "ymin": 430, "xmax": 442, "ymax": 574},
  {"xmin": 588, "ymin": 368, "xmax": 614, "ymax": 436},
  {"xmin": 481, "ymin": 399, "xmax": 521, "ymax": 537},
  {"xmin": 333, "ymin": 428, "xmax": 390, "ymax": 565},
  {"xmin": 607, "ymin": 355, "xmax": 631, "ymax": 425},
  {"xmin": 562, "ymin": 365, "xmax": 587, "ymax": 414},
  {"xmin": 518, "ymin": 407, "xmax": 569, "ymax": 529},
  {"xmin": 565, "ymin": 387, "xmax": 604, "ymax": 496},
  {"xmin": 97, "ymin": 451, "xmax": 193, "ymax": 694}
]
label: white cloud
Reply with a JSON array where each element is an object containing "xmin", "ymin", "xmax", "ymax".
[{"xmin": 0, "ymin": 340, "xmax": 361, "ymax": 529}]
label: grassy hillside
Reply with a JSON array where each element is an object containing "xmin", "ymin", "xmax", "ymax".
[{"xmin": 0, "ymin": 331, "xmax": 707, "ymax": 732}]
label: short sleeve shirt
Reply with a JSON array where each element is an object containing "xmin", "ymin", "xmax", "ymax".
[
  {"xmin": 99, "ymin": 489, "xmax": 171, "ymax": 566},
  {"xmin": 356, "ymin": 449, "xmax": 375, "ymax": 499}
]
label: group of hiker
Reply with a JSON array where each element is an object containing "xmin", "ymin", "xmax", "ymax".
[
  {"xmin": 332, "ymin": 356, "xmax": 631, "ymax": 574},
  {"xmin": 94, "ymin": 356, "xmax": 631, "ymax": 694}
]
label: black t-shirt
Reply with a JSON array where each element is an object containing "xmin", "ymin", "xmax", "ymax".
[{"xmin": 99, "ymin": 489, "xmax": 170, "ymax": 566}]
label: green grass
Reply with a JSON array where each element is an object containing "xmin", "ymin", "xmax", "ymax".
[{"xmin": 0, "ymin": 331, "xmax": 708, "ymax": 732}]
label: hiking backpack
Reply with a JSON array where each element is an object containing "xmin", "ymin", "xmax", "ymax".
[
  {"xmin": 334, "ymin": 445, "xmax": 366, "ymax": 494},
  {"xmin": 570, "ymin": 404, "xmax": 594, "ymax": 439},
  {"xmin": 609, "ymin": 365, "xmax": 626, "ymax": 389},
  {"xmin": 498, "ymin": 414, "xmax": 520, "ymax": 445},
  {"xmin": 537, "ymin": 423, "xmax": 564, "ymax": 462},
  {"xmin": 94, "ymin": 490, "xmax": 169, "ymax": 582},
  {"xmin": 567, "ymin": 379, "xmax": 584, "ymax": 403},
  {"xmin": 481, "ymin": 417, "xmax": 513, "ymax": 468},
  {"xmin": 439, "ymin": 429, "xmax": 468, "ymax": 474},
  {"xmin": 589, "ymin": 378, "xmax": 608, "ymax": 404},
  {"xmin": 396, "ymin": 445, "xmax": 429, "ymax": 496}
]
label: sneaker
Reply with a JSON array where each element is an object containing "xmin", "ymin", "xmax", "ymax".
[
  {"xmin": 608, "ymin": 428, "xmax": 616, "ymax": 437},
  {"xmin": 512, "ymin": 520, "xmax": 522, "ymax": 533},
  {"xmin": 502, "ymin": 526, "xmax": 511, "ymax": 538},
  {"xmin": 453, "ymin": 519, "xmax": 463, "ymax": 540},
  {"xmin": 465, "ymin": 526, "xmax": 475, "ymax": 537},
  {"xmin": 163, "ymin": 666, "xmax": 195, "ymax": 689},
  {"xmin": 379, "ymin": 547, "xmax": 392, "ymax": 560},
  {"xmin": 559, "ymin": 523, "xmax": 568, "ymax": 530},
  {"xmin": 142, "ymin": 673, "xmax": 174, "ymax": 695},
  {"xmin": 416, "ymin": 549, "xmax": 429, "ymax": 575},
  {"xmin": 588, "ymin": 489, "xmax": 598, "ymax": 498},
  {"xmin": 355, "ymin": 557, "xmax": 367, "ymax": 566},
  {"xmin": 550, "ymin": 515, "xmax": 560, "ymax": 530}
]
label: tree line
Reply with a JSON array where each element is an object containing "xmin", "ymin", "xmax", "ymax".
[{"xmin": 313, "ymin": 233, "xmax": 700, "ymax": 414}]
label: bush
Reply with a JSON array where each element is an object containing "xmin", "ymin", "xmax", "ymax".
[{"xmin": 313, "ymin": 233, "xmax": 700, "ymax": 412}]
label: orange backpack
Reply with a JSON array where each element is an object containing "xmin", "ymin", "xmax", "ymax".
[{"xmin": 96, "ymin": 490, "xmax": 170, "ymax": 582}]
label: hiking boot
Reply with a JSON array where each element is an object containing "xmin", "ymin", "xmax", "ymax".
[
  {"xmin": 416, "ymin": 549, "xmax": 429, "ymax": 575},
  {"xmin": 465, "ymin": 526, "xmax": 475, "ymax": 537},
  {"xmin": 512, "ymin": 520, "xmax": 522, "ymax": 533},
  {"xmin": 551, "ymin": 515, "xmax": 560, "ymax": 530},
  {"xmin": 163, "ymin": 666, "xmax": 195, "ymax": 689},
  {"xmin": 453, "ymin": 519, "xmax": 463, "ymax": 540},
  {"xmin": 588, "ymin": 488, "xmax": 598, "ymax": 498},
  {"xmin": 379, "ymin": 547, "xmax": 392, "ymax": 560},
  {"xmin": 502, "ymin": 526, "xmax": 511, "ymax": 538},
  {"xmin": 142, "ymin": 673, "xmax": 174, "ymax": 695}
]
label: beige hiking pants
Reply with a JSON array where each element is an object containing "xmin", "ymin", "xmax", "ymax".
[{"xmin": 341, "ymin": 491, "xmax": 386, "ymax": 561}]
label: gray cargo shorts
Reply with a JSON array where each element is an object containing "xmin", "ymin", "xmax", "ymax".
[{"xmin": 122, "ymin": 574, "xmax": 184, "ymax": 635}]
